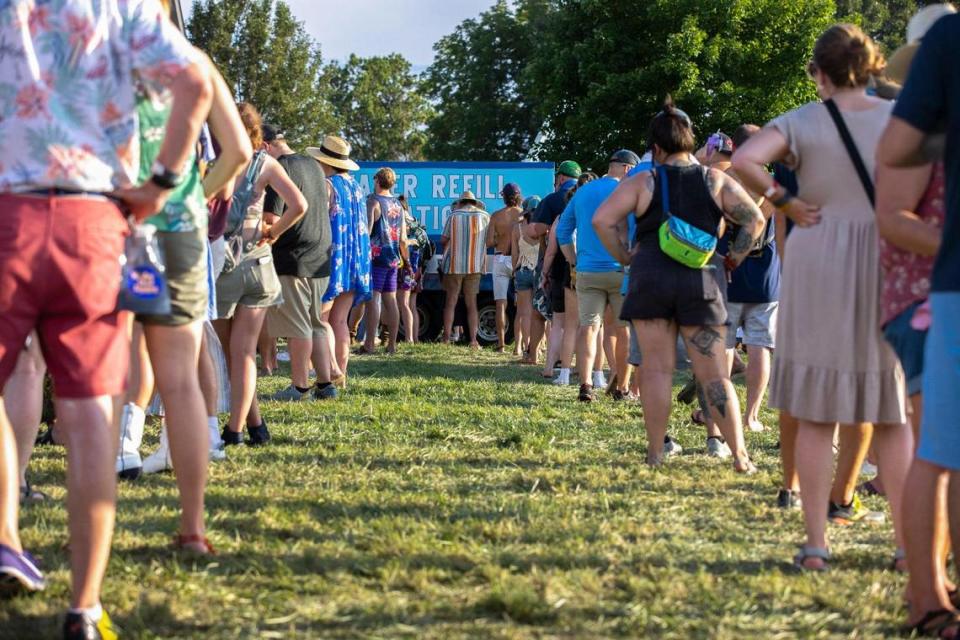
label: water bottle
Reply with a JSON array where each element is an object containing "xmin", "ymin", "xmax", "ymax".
[{"xmin": 119, "ymin": 224, "xmax": 171, "ymax": 315}]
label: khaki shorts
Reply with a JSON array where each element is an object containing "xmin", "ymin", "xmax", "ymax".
[
  {"xmin": 576, "ymin": 270, "xmax": 625, "ymax": 327},
  {"xmin": 443, "ymin": 273, "xmax": 481, "ymax": 299},
  {"xmin": 215, "ymin": 246, "xmax": 282, "ymax": 319},
  {"xmin": 138, "ymin": 228, "xmax": 209, "ymax": 327},
  {"xmin": 267, "ymin": 275, "xmax": 330, "ymax": 339}
]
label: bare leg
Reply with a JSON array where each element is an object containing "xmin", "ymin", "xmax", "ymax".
[
  {"xmin": 633, "ymin": 319, "xmax": 677, "ymax": 464},
  {"xmin": 398, "ymin": 288, "xmax": 414, "ymax": 343},
  {"xmin": 743, "ymin": 345, "xmax": 771, "ymax": 430},
  {"xmin": 559, "ymin": 290, "xmax": 578, "ymax": 368},
  {"xmin": 347, "ymin": 302, "xmax": 365, "ymax": 343},
  {"xmin": 0, "ymin": 399, "xmax": 22, "ymax": 553},
  {"xmin": 380, "ymin": 291, "xmax": 400, "ymax": 353},
  {"xmin": 5, "ymin": 337, "xmax": 45, "ymax": 486},
  {"xmin": 442, "ymin": 279, "xmax": 462, "ymax": 343},
  {"xmin": 223, "ymin": 306, "xmax": 268, "ymax": 434},
  {"xmin": 364, "ymin": 292, "xmax": 383, "ymax": 352},
  {"xmin": 127, "ymin": 323, "xmax": 154, "ymax": 409},
  {"xmin": 577, "ymin": 323, "xmax": 600, "ymax": 386},
  {"xmin": 904, "ymin": 459, "xmax": 954, "ymax": 625},
  {"xmin": 58, "ymin": 395, "xmax": 119, "ymax": 609},
  {"xmin": 516, "ymin": 289, "xmax": 532, "ymax": 356},
  {"xmin": 329, "ymin": 293, "xmax": 356, "ymax": 375},
  {"xmin": 495, "ymin": 299, "xmax": 507, "ymax": 350},
  {"xmin": 465, "ymin": 291, "xmax": 480, "ymax": 348},
  {"xmin": 872, "ymin": 421, "xmax": 913, "ymax": 552},
  {"xmin": 256, "ymin": 323, "xmax": 276, "ymax": 375},
  {"xmin": 198, "ymin": 330, "xmax": 218, "ymax": 418},
  {"xmin": 795, "ymin": 420, "xmax": 837, "ymax": 568},
  {"xmin": 780, "ymin": 410, "xmax": 800, "ymax": 492},
  {"xmin": 319, "ymin": 301, "xmax": 342, "ymax": 380},
  {"xmin": 543, "ymin": 313, "xmax": 564, "ymax": 377},
  {"xmin": 287, "ymin": 336, "xmax": 313, "ymax": 389},
  {"xmin": 144, "ymin": 322, "xmax": 208, "ymax": 541},
  {"xmin": 526, "ymin": 312, "xmax": 545, "ymax": 364},
  {"xmin": 409, "ymin": 291, "xmax": 420, "ymax": 342},
  {"xmin": 831, "ymin": 422, "xmax": 873, "ymax": 505}
]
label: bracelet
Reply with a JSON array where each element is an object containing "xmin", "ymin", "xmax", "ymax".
[{"xmin": 772, "ymin": 192, "xmax": 794, "ymax": 208}]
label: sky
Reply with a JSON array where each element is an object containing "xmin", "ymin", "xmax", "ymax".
[{"xmin": 184, "ymin": 0, "xmax": 499, "ymax": 69}]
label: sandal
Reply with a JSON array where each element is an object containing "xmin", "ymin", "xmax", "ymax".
[
  {"xmin": 907, "ymin": 609, "xmax": 960, "ymax": 638},
  {"xmin": 172, "ymin": 534, "xmax": 217, "ymax": 555},
  {"xmin": 19, "ymin": 481, "xmax": 49, "ymax": 505},
  {"xmin": 733, "ymin": 459, "xmax": 757, "ymax": 475},
  {"xmin": 794, "ymin": 545, "xmax": 830, "ymax": 572},
  {"xmin": 690, "ymin": 409, "xmax": 706, "ymax": 425}
]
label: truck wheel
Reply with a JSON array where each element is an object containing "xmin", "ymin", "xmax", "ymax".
[
  {"xmin": 416, "ymin": 294, "xmax": 444, "ymax": 342},
  {"xmin": 476, "ymin": 297, "xmax": 514, "ymax": 346}
]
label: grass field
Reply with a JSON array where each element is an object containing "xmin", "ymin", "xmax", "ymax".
[{"xmin": 1, "ymin": 343, "xmax": 908, "ymax": 639}]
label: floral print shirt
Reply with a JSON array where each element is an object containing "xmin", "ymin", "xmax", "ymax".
[
  {"xmin": 323, "ymin": 173, "xmax": 372, "ymax": 303},
  {"xmin": 0, "ymin": 0, "xmax": 201, "ymax": 193}
]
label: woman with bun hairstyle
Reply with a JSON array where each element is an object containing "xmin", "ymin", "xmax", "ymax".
[{"xmin": 733, "ymin": 24, "xmax": 912, "ymax": 572}]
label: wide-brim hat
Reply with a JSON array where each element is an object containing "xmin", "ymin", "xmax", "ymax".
[
  {"xmin": 884, "ymin": 42, "xmax": 919, "ymax": 88},
  {"xmin": 307, "ymin": 135, "xmax": 359, "ymax": 171},
  {"xmin": 457, "ymin": 190, "xmax": 481, "ymax": 207}
]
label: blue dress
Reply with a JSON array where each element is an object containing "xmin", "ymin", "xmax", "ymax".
[{"xmin": 324, "ymin": 173, "xmax": 372, "ymax": 303}]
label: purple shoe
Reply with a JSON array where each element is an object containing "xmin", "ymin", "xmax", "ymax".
[{"xmin": 0, "ymin": 543, "xmax": 45, "ymax": 595}]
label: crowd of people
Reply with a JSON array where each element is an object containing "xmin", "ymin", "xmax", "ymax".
[{"xmin": 0, "ymin": 0, "xmax": 959, "ymax": 638}]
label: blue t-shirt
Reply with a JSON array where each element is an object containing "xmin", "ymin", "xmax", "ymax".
[
  {"xmin": 532, "ymin": 179, "xmax": 576, "ymax": 227},
  {"xmin": 718, "ymin": 220, "xmax": 780, "ymax": 303},
  {"xmin": 556, "ymin": 176, "xmax": 622, "ymax": 273},
  {"xmin": 893, "ymin": 14, "xmax": 960, "ymax": 292}
]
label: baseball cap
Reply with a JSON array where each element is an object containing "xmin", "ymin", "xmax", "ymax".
[
  {"xmin": 707, "ymin": 131, "xmax": 734, "ymax": 155},
  {"xmin": 502, "ymin": 183, "xmax": 521, "ymax": 199},
  {"xmin": 522, "ymin": 195, "xmax": 542, "ymax": 212},
  {"xmin": 556, "ymin": 160, "xmax": 582, "ymax": 179},
  {"xmin": 609, "ymin": 149, "xmax": 641, "ymax": 166},
  {"xmin": 262, "ymin": 123, "xmax": 285, "ymax": 143}
]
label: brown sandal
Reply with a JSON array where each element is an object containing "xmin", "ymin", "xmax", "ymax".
[{"xmin": 907, "ymin": 609, "xmax": 960, "ymax": 638}]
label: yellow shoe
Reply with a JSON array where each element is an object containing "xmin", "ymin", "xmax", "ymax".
[{"xmin": 63, "ymin": 608, "xmax": 118, "ymax": 640}]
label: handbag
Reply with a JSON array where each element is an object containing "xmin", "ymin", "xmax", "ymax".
[
  {"xmin": 656, "ymin": 166, "xmax": 717, "ymax": 269},
  {"xmin": 824, "ymin": 99, "xmax": 875, "ymax": 206}
]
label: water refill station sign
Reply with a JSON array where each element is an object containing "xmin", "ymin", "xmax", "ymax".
[{"xmin": 355, "ymin": 162, "xmax": 556, "ymax": 236}]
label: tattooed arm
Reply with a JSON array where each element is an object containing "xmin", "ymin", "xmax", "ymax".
[{"xmin": 708, "ymin": 168, "xmax": 765, "ymax": 267}]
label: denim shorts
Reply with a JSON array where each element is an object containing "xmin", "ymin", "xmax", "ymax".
[
  {"xmin": 515, "ymin": 267, "xmax": 536, "ymax": 292},
  {"xmin": 917, "ymin": 293, "xmax": 960, "ymax": 471},
  {"xmin": 883, "ymin": 301, "xmax": 927, "ymax": 396}
]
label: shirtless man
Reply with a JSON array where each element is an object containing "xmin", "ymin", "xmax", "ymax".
[{"xmin": 486, "ymin": 183, "xmax": 525, "ymax": 352}]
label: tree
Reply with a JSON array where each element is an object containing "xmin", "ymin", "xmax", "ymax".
[
  {"xmin": 325, "ymin": 55, "xmax": 433, "ymax": 161},
  {"xmin": 525, "ymin": 0, "xmax": 834, "ymax": 168},
  {"xmin": 834, "ymin": 0, "xmax": 929, "ymax": 52},
  {"xmin": 187, "ymin": 0, "xmax": 338, "ymax": 149},
  {"xmin": 422, "ymin": 0, "xmax": 551, "ymax": 161}
]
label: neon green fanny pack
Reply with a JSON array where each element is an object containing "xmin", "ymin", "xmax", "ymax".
[{"xmin": 656, "ymin": 166, "xmax": 717, "ymax": 269}]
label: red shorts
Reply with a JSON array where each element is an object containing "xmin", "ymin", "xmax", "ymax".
[{"xmin": 0, "ymin": 194, "xmax": 129, "ymax": 398}]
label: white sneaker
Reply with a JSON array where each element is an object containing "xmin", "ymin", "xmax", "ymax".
[
  {"xmin": 552, "ymin": 368, "xmax": 571, "ymax": 386},
  {"xmin": 142, "ymin": 423, "xmax": 172, "ymax": 475},
  {"xmin": 706, "ymin": 437, "xmax": 732, "ymax": 459},
  {"xmin": 208, "ymin": 418, "xmax": 226, "ymax": 462},
  {"xmin": 116, "ymin": 403, "xmax": 145, "ymax": 479},
  {"xmin": 592, "ymin": 371, "xmax": 607, "ymax": 389},
  {"xmin": 663, "ymin": 436, "xmax": 683, "ymax": 457}
]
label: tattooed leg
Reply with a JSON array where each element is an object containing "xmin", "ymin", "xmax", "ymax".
[
  {"xmin": 706, "ymin": 380, "xmax": 729, "ymax": 419},
  {"xmin": 689, "ymin": 326, "xmax": 723, "ymax": 357}
]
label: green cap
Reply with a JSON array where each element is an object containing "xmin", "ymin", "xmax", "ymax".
[{"xmin": 556, "ymin": 160, "xmax": 582, "ymax": 179}]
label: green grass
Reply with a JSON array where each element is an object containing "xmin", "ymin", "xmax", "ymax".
[{"xmin": 2, "ymin": 344, "xmax": 907, "ymax": 639}]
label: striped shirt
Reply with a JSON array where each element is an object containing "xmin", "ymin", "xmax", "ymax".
[{"xmin": 441, "ymin": 206, "xmax": 491, "ymax": 275}]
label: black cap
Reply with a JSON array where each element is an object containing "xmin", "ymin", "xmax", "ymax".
[
  {"xmin": 707, "ymin": 132, "xmax": 734, "ymax": 155},
  {"xmin": 609, "ymin": 149, "xmax": 641, "ymax": 166},
  {"xmin": 262, "ymin": 123, "xmax": 285, "ymax": 143}
]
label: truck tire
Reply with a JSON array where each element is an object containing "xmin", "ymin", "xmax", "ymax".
[
  {"xmin": 476, "ymin": 294, "xmax": 514, "ymax": 346},
  {"xmin": 415, "ymin": 292, "xmax": 444, "ymax": 343}
]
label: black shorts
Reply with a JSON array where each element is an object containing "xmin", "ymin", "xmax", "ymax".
[
  {"xmin": 550, "ymin": 276, "xmax": 566, "ymax": 314},
  {"xmin": 621, "ymin": 250, "xmax": 727, "ymax": 327}
]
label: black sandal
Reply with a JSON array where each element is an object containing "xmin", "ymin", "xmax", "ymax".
[
  {"xmin": 19, "ymin": 481, "xmax": 49, "ymax": 505},
  {"xmin": 907, "ymin": 609, "xmax": 960, "ymax": 638},
  {"xmin": 794, "ymin": 545, "xmax": 830, "ymax": 572}
]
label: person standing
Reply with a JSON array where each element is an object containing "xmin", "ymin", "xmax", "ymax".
[
  {"xmin": 363, "ymin": 168, "xmax": 407, "ymax": 355},
  {"xmin": 399, "ymin": 195, "xmax": 431, "ymax": 343},
  {"xmin": 261, "ymin": 124, "xmax": 335, "ymax": 402},
  {"xmin": 0, "ymin": 1, "xmax": 212, "ymax": 636},
  {"xmin": 734, "ymin": 24, "xmax": 911, "ymax": 572},
  {"xmin": 511, "ymin": 196, "xmax": 542, "ymax": 358},
  {"xmin": 557, "ymin": 150, "xmax": 639, "ymax": 402},
  {"xmin": 878, "ymin": 10, "xmax": 960, "ymax": 636},
  {"xmin": 311, "ymin": 136, "xmax": 371, "ymax": 381},
  {"xmin": 486, "ymin": 183, "xmax": 525, "ymax": 352},
  {"xmin": 523, "ymin": 161, "xmax": 582, "ymax": 364},
  {"xmin": 440, "ymin": 192, "xmax": 491, "ymax": 348}
]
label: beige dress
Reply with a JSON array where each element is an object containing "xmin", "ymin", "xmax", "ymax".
[{"xmin": 769, "ymin": 100, "xmax": 906, "ymax": 425}]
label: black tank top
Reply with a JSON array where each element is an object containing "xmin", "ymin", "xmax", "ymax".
[{"xmin": 635, "ymin": 164, "xmax": 725, "ymax": 245}]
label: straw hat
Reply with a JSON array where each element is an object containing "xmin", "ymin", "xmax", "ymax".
[
  {"xmin": 456, "ymin": 190, "xmax": 481, "ymax": 207},
  {"xmin": 307, "ymin": 135, "xmax": 359, "ymax": 171}
]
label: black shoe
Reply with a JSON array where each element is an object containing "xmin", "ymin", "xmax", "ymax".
[
  {"xmin": 246, "ymin": 422, "xmax": 271, "ymax": 447},
  {"xmin": 63, "ymin": 609, "xmax": 117, "ymax": 640},
  {"xmin": 35, "ymin": 425, "xmax": 57, "ymax": 447},
  {"xmin": 676, "ymin": 378, "xmax": 698, "ymax": 405},
  {"xmin": 578, "ymin": 383, "xmax": 594, "ymax": 403},
  {"xmin": 221, "ymin": 428, "xmax": 243, "ymax": 447},
  {"xmin": 776, "ymin": 489, "xmax": 801, "ymax": 510},
  {"xmin": 611, "ymin": 389, "xmax": 627, "ymax": 401}
]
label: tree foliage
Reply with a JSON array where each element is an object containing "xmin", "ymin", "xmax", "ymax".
[
  {"xmin": 187, "ymin": 0, "xmax": 337, "ymax": 149},
  {"xmin": 422, "ymin": 0, "xmax": 550, "ymax": 161},
  {"xmin": 325, "ymin": 55, "xmax": 433, "ymax": 161},
  {"xmin": 835, "ymin": 0, "xmax": 930, "ymax": 52}
]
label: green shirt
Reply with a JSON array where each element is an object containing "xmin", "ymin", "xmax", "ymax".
[{"xmin": 136, "ymin": 93, "xmax": 207, "ymax": 232}]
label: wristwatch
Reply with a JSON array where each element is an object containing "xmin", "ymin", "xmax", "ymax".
[{"xmin": 149, "ymin": 161, "xmax": 184, "ymax": 190}]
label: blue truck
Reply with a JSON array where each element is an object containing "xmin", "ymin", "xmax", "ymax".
[{"xmin": 355, "ymin": 161, "xmax": 555, "ymax": 344}]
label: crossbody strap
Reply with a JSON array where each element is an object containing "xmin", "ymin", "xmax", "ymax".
[
  {"xmin": 824, "ymin": 99, "xmax": 875, "ymax": 207},
  {"xmin": 658, "ymin": 165, "xmax": 670, "ymax": 220}
]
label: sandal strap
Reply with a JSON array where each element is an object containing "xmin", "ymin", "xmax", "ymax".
[
  {"xmin": 909, "ymin": 608, "xmax": 960, "ymax": 636},
  {"xmin": 794, "ymin": 545, "xmax": 831, "ymax": 568},
  {"xmin": 173, "ymin": 534, "xmax": 217, "ymax": 555}
]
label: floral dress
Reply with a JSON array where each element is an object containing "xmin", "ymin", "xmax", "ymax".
[{"xmin": 324, "ymin": 173, "xmax": 372, "ymax": 303}]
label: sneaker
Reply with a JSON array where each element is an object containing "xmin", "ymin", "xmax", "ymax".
[
  {"xmin": 592, "ymin": 370, "xmax": 607, "ymax": 389},
  {"xmin": 141, "ymin": 423, "xmax": 172, "ymax": 475},
  {"xmin": 246, "ymin": 421, "xmax": 271, "ymax": 446},
  {"xmin": 0, "ymin": 544, "xmax": 45, "ymax": 595},
  {"xmin": 115, "ymin": 403, "xmax": 144, "ymax": 480},
  {"xmin": 706, "ymin": 436, "xmax": 732, "ymax": 459},
  {"xmin": 313, "ymin": 384, "xmax": 339, "ymax": 400},
  {"xmin": 271, "ymin": 384, "xmax": 310, "ymax": 402},
  {"xmin": 208, "ymin": 420, "xmax": 226, "ymax": 462},
  {"xmin": 828, "ymin": 494, "xmax": 871, "ymax": 525},
  {"xmin": 777, "ymin": 488, "xmax": 802, "ymax": 510},
  {"xmin": 63, "ymin": 609, "xmax": 118, "ymax": 640},
  {"xmin": 553, "ymin": 368, "xmax": 571, "ymax": 386},
  {"xmin": 222, "ymin": 427, "xmax": 243, "ymax": 447},
  {"xmin": 578, "ymin": 383, "xmax": 594, "ymax": 403},
  {"xmin": 663, "ymin": 436, "xmax": 683, "ymax": 456}
]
